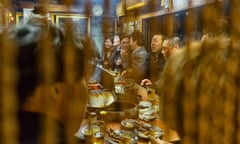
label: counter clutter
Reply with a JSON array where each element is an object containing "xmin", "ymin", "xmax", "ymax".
[
  {"xmin": 76, "ymin": 111, "xmax": 179, "ymax": 143},
  {"xmin": 75, "ymin": 80, "xmax": 180, "ymax": 143},
  {"xmin": 76, "ymin": 118, "xmax": 165, "ymax": 144}
]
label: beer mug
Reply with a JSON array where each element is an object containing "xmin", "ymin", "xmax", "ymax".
[{"xmin": 90, "ymin": 120, "xmax": 106, "ymax": 144}]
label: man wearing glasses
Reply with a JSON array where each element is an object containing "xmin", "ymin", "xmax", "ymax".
[
  {"xmin": 161, "ymin": 36, "xmax": 180, "ymax": 60},
  {"xmin": 141, "ymin": 35, "xmax": 181, "ymax": 86}
]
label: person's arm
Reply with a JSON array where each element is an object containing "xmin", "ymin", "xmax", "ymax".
[
  {"xmin": 140, "ymin": 79, "xmax": 153, "ymax": 87},
  {"xmin": 120, "ymin": 50, "xmax": 130, "ymax": 69}
]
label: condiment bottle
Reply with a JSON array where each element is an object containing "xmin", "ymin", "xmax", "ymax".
[
  {"xmin": 147, "ymin": 87, "xmax": 159, "ymax": 112},
  {"xmin": 114, "ymin": 71, "xmax": 125, "ymax": 94},
  {"xmin": 99, "ymin": 111, "xmax": 107, "ymax": 123}
]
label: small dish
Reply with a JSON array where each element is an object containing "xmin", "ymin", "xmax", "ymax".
[{"xmin": 121, "ymin": 119, "xmax": 136, "ymax": 130}]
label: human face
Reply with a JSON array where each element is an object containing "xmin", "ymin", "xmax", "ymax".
[
  {"xmin": 120, "ymin": 37, "xmax": 130, "ymax": 53},
  {"xmin": 104, "ymin": 38, "xmax": 113, "ymax": 50},
  {"xmin": 161, "ymin": 40, "xmax": 174, "ymax": 60},
  {"xmin": 113, "ymin": 35, "xmax": 120, "ymax": 47},
  {"xmin": 129, "ymin": 37, "xmax": 136, "ymax": 51},
  {"xmin": 151, "ymin": 35, "xmax": 163, "ymax": 53}
]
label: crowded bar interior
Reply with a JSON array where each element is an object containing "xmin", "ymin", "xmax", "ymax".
[{"xmin": 0, "ymin": 0, "xmax": 239, "ymax": 144}]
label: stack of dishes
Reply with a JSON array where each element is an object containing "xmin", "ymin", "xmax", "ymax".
[{"xmin": 138, "ymin": 101, "xmax": 157, "ymax": 121}]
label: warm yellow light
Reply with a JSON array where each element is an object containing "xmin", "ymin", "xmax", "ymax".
[
  {"xmin": 126, "ymin": 2, "xmax": 146, "ymax": 10},
  {"xmin": 10, "ymin": 16, "xmax": 14, "ymax": 21},
  {"xmin": 9, "ymin": 13, "xmax": 12, "ymax": 17}
]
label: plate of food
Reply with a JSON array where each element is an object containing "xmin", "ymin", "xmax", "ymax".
[
  {"xmin": 105, "ymin": 128, "xmax": 138, "ymax": 144},
  {"xmin": 134, "ymin": 121, "xmax": 163, "ymax": 139},
  {"xmin": 120, "ymin": 119, "xmax": 136, "ymax": 130}
]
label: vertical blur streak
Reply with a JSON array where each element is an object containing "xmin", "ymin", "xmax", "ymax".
[
  {"xmin": 182, "ymin": 13, "xmax": 198, "ymax": 142},
  {"xmin": 231, "ymin": 0, "xmax": 240, "ymax": 38},
  {"xmin": 62, "ymin": 0, "xmax": 73, "ymax": 8},
  {"xmin": 61, "ymin": 1, "xmax": 77, "ymax": 144},
  {"xmin": 230, "ymin": 1, "xmax": 240, "ymax": 143},
  {"xmin": 184, "ymin": 0, "xmax": 195, "ymax": 43},
  {"xmin": 63, "ymin": 21, "xmax": 78, "ymax": 144},
  {"xmin": 39, "ymin": 1, "xmax": 58, "ymax": 144},
  {"xmin": 182, "ymin": 1, "xmax": 192, "ymax": 138},
  {"xmin": 164, "ymin": 14, "xmax": 173, "ymax": 36},
  {"xmin": 104, "ymin": 0, "xmax": 110, "ymax": 15},
  {"xmin": 199, "ymin": 2, "xmax": 218, "ymax": 144},
  {"xmin": 223, "ymin": 53, "xmax": 238, "ymax": 144},
  {"xmin": 168, "ymin": 0, "xmax": 173, "ymax": 10},
  {"xmin": 160, "ymin": 1, "xmax": 240, "ymax": 144},
  {"xmin": 40, "ymin": 31, "xmax": 58, "ymax": 144},
  {"xmin": 1, "ymin": 1, "xmax": 19, "ymax": 143},
  {"xmin": 103, "ymin": 0, "xmax": 111, "ymax": 36},
  {"xmin": 197, "ymin": 2, "xmax": 222, "ymax": 143}
]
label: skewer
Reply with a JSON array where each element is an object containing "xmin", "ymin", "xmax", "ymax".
[{"xmin": 89, "ymin": 61, "xmax": 116, "ymax": 76}]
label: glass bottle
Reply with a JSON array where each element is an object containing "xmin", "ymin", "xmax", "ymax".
[{"xmin": 114, "ymin": 71, "xmax": 125, "ymax": 94}]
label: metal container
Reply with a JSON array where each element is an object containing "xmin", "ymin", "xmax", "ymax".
[
  {"xmin": 103, "ymin": 101, "xmax": 138, "ymax": 122},
  {"xmin": 88, "ymin": 89, "xmax": 116, "ymax": 108}
]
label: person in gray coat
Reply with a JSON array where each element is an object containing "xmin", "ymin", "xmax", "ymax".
[{"xmin": 122, "ymin": 31, "xmax": 149, "ymax": 83}]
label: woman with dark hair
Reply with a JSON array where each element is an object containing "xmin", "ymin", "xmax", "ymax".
[{"xmin": 103, "ymin": 36, "xmax": 114, "ymax": 69}]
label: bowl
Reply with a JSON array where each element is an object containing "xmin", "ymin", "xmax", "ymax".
[{"xmin": 103, "ymin": 101, "xmax": 138, "ymax": 122}]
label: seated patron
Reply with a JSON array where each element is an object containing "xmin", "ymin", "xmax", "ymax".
[
  {"xmin": 123, "ymin": 31, "xmax": 149, "ymax": 83},
  {"xmin": 147, "ymin": 34, "xmax": 166, "ymax": 84},
  {"xmin": 118, "ymin": 34, "xmax": 131, "ymax": 71},
  {"xmin": 141, "ymin": 35, "xmax": 181, "ymax": 87}
]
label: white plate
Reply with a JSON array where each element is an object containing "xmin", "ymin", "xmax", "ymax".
[
  {"xmin": 139, "ymin": 101, "xmax": 152, "ymax": 108},
  {"xmin": 139, "ymin": 108, "xmax": 157, "ymax": 121}
]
